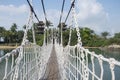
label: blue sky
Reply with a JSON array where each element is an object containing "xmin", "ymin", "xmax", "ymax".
[{"xmin": 0, "ymin": 0, "xmax": 120, "ymax": 35}]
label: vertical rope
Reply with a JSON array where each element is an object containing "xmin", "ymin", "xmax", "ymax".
[
  {"xmin": 10, "ymin": 54, "xmax": 14, "ymax": 80},
  {"xmin": 109, "ymin": 58, "xmax": 115, "ymax": 80},
  {"xmin": 69, "ymin": 54, "xmax": 71, "ymax": 80},
  {"xmin": 22, "ymin": 7, "xmax": 31, "ymax": 45},
  {"xmin": 61, "ymin": 23, "xmax": 63, "ymax": 45},
  {"xmin": 31, "ymin": 11, "xmax": 36, "ymax": 44},
  {"xmin": 76, "ymin": 47, "xmax": 79, "ymax": 80},
  {"xmin": 3, "ymin": 57, "xmax": 8, "ymax": 80},
  {"xmin": 68, "ymin": 0, "xmax": 74, "ymax": 46},
  {"xmin": 23, "ymin": 47, "xmax": 25, "ymax": 80},
  {"xmin": 25, "ymin": 47, "xmax": 28, "ymax": 80},
  {"xmin": 98, "ymin": 55, "xmax": 103, "ymax": 80},
  {"xmin": 91, "ymin": 54, "xmax": 95, "ymax": 80},
  {"xmin": 35, "ymin": 45, "xmax": 39, "ymax": 79},
  {"xmin": 43, "ymin": 28, "xmax": 46, "ymax": 46},
  {"xmin": 81, "ymin": 49, "xmax": 85, "ymax": 80},
  {"xmin": 85, "ymin": 49, "xmax": 89, "ymax": 80}
]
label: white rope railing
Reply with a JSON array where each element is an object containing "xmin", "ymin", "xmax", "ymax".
[
  {"xmin": 0, "ymin": 0, "xmax": 53, "ymax": 79},
  {"xmin": 0, "ymin": 42, "xmax": 53, "ymax": 80},
  {"xmin": 0, "ymin": 46, "xmax": 21, "ymax": 80},
  {"xmin": 62, "ymin": 44, "xmax": 120, "ymax": 80},
  {"xmin": 1, "ymin": 0, "xmax": 120, "ymax": 80}
]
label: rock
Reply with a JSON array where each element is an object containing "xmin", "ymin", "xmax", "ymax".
[{"xmin": 108, "ymin": 44, "xmax": 120, "ymax": 48}]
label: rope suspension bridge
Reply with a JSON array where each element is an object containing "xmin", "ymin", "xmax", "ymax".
[{"xmin": 0, "ymin": 0, "xmax": 120, "ymax": 80}]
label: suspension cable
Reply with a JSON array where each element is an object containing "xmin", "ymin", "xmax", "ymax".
[
  {"xmin": 26, "ymin": 0, "xmax": 40, "ymax": 22},
  {"xmin": 64, "ymin": 0, "xmax": 75, "ymax": 23},
  {"xmin": 41, "ymin": 0, "xmax": 48, "ymax": 25},
  {"xmin": 59, "ymin": 0, "xmax": 65, "ymax": 24}
]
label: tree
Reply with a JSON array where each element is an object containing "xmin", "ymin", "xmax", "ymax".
[
  {"xmin": 101, "ymin": 31, "xmax": 109, "ymax": 39},
  {"xmin": 80, "ymin": 27, "xmax": 95, "ymax": 46},
  {"xmin": 0, "ymin": 27, "xmax": 6, "ymax": 36},
  {"xmin": 114, "ymin": 32, "xmax": 120, "ymax": 38},
  {"xmin": 17, "ymin": 30, "xmax": 24, "ymax": 43},
  {"xmin": 4, "ymin": 30, "xmax": 13, "ymax": 43},
  {"xmin": 108, "ymin": 32, "xmax": 120, "ymax": 45},
  {"xmin": 10, "ymin": 23, "xmax": 18, "ymax": 43},
  {"xmin": 11, "ymin": 23, "xmax": 17, "ymax": 32}
]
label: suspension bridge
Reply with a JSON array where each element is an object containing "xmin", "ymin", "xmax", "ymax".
[{"xmin": 0, "ymin": 0, "xmax": 120, "ymax": 80}]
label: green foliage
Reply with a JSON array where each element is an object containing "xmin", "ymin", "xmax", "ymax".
[
  {"xmin": 80, "ymin": 27, "xmax": 95, "ymax": 46},
  {"xmin": 62, "ymin": 27, "xmax": 120, "ymax": 47},
  {"xmin": 101, "ymin": 31, "xmax": 109, "ymax": 39},
  {"xmin": 36, "ymin": 34, "xmax": 44, "ymax": 46},
  {"xmin": 108, "ymin": 32, "xmax": 120, "ymax": 45},
  {"xmin": 1, "ymin": 23, "xmax": 120, "ymax": 47},
  {"xmin": 70, "ymin": 29, "xmax": 77, "ymax": 46},
  {"xmin": 63, "ymin": 30, "xmax": 69, "ymax": 46},
  {"xmin": 114, "ymin": 32, "xmax": 120, "ymax": 38},
  {"xmin": 0, "ymin": 23, "xmax": 24, "ymax": 45}
]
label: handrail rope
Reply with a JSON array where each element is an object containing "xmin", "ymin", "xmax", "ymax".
[
  {"xmin": 22, "ymin": 8, "xmax": 32, "ymax": 45},
  {"xmin": 22, "ymin": 23, "xmax": 30, "ymax": 45},
  {"xmin": 41, "ymin": 0, "xmax": 48, "ymax": 26},
  {"xmin": 65, "ymin": 45, "xmax": 120, "ymax": 80},
  {"xmin": 13, "ymin": 46, "xmax": 23, "ymax": 80},
  {"xmin": 30, "ymin": 0, "xmax": 36, "ymax": 44},
  {"xmin": 68, "ymin": 2, "xmax": 74, "ymax": 46},
  {"xmin": 64, "ymin": 0, "xmax": 75, "ymax": 24},
  {"xmin": 65, "ymin": 1, "xmax": 120, "ymax": 79},
  {"xmin": 59, "ymin": 0, "xmax": 65, "ymax": 24},
  {"xmin": 0, "ymin": 49, "xmax": 20, "ymax": 79},
  {"xmin": 66, "ymin": 47, "xmax": 99, "ymax": 80},
  {"xmin": 67, "ymin": 45, "xmax": 120, "ymax": 66},
  {"xmin": 0, "ymin": 47, "xmax": 20, "ymax": 62},
  {"xmin": 40, "ymin": 0, "xmax": 50, "ymax": 45},
  {"xmin": 22, "ymin": 0, "xmax": 37, "ymax": 45},
  {"xmin": 72, "ymin": 0, "xmax": 82, "ymax": 46},
  {"xmin": 58, "ymin": 0, "xmax": 66, "ymax": 45},
  {"xmin": 26, "ymin": 0, "xmax": 40, "ymax": 22}
]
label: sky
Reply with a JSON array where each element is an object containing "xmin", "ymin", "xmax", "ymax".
[{"xmin": 0, "ymin": 0, "xmax": 120, "ymax": 35}]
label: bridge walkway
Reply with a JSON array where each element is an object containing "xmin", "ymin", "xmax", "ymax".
[{"xmin": 40, "ymin": 45, "xmax": 61, "ymax": 80}]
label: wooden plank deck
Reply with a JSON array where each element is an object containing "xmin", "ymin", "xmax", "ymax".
[{"xmin": 40, "ymin": 45, "xmax": 61, "ymax": 80}]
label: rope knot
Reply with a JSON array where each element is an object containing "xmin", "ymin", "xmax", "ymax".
[{"xmin": 109, "ymin": 58, "xmax": 115, "ymax": 70}]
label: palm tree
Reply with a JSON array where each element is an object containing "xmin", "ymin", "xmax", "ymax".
[
  {"xmin": 10, "ymin": 23, "xmax": 18, "ymax": 43},
  {"xmin": 11, "ymin": 23, "xmax": 17, "ymax": 32}
]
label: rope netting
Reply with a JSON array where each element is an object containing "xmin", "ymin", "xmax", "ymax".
[
  {"xmin": 0, "ymin": 0, "xmax": 53, "ymax": 79},
  {"xmin": 0, "ymin": 0, "xmax": 120, "ymax": 80},
  {"xmin": 0, "ymin": 42, "xmax": 52, "ymax": 80},
  {"xmin": 60, "ymin": 44, "xmax": 120, "ymax": 80},
  {"xmin": 55, "ymin": 0, "xmax": 120, "ymax": 80}
]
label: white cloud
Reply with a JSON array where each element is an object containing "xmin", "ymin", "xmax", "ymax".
[
  {"xmin": 35, "ymin": 9, "xmax": 67, "ymax": 27},
  {"xmin": 76, "ymin": 0, "xmax": 109, "ymax": 33},
  {"xmin": 0, "ymin": 4, "xmax": 29, "ymax": 29},
  {"xmin": 45, "ymin": 9, "xmax": 67, "ymax": 26},
  {"xmin": 0, "ymin": 4, "xmax": 28, "ymax": 15},
  {"xmin": 0, "ymin": 0, "xmax": 119, "ymax": 35}
]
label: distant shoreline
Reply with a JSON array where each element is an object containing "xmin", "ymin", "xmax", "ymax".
[
  {"xmin": 0, "ymin": 45, "xmax": 119, "ymax": 49},
  {"xmin": 0, "ymin": 46, "xmax": 18, "ymax": 49},
  {"xmin": 84, "ymin": 46, "xmax": 100, "ymax": 49},
  {"xmin": 0, "ymin": 45, "xmax": 100, "ymax": 49}
]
